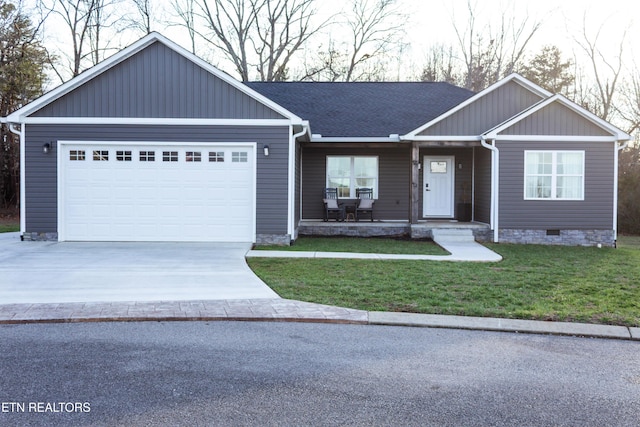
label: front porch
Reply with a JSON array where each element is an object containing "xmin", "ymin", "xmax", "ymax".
[{"xmin": 297, "ymin": 220, "xmax": 492, "ymax": 242}]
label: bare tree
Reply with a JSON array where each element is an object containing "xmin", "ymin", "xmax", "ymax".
[
  {"xmin": 40, "ymin": 0, "xmax": 121, "ymax": 78},
  {"xmin": 420, "ymin": 44, "xmax": 459, "ymax": 84},
  {"xmin": 450, "ymin": 0, "xmax": 542, "ymax": 91},
  {"xmin": 301, "ymin": 0, "xmax": 404, "ymax": 82},
  {"xmin": 574, "ymin": 16, "xmax": 626, "ymax": 121},
  {"xmin": 127, "ymin": 0, "xmax": 155, "ymax": 35},
  {"xmin": 253, "ymin": 0, "xmax": 322, "ymax": 81},
  {"xmin": 170, "ymin": 0, "xmax": 197, "ymax": 53}
]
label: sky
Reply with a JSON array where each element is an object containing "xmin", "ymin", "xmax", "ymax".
[{"xmin": 32, "ymin": 0, "xmax": 640, "ymax": 84}]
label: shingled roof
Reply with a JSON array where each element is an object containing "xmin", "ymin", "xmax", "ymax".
[{"xmin": 245, "ymin": 81, "xmax": 475, "ymax": 137}]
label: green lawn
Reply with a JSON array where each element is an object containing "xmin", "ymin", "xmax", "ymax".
[
  {"xmin": 248, "ymin": 238, "xmax": 640, "ymax": 327},
  {"xmin": 0, "ymin": 224, "xmax": 19, "ymax": 233}
]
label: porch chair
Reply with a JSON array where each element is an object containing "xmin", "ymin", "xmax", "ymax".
[
  {"xmin": 355, "ymin": 188, "xmax": 375, "ymax": 222},
  {"xmin": 323, "ymin": 188, "xmax": 345, "ymax": 221}
]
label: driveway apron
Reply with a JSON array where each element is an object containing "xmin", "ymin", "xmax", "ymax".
[{"xmin": 0, "ymin": 233, "xmax": 278, "ymax": 304}]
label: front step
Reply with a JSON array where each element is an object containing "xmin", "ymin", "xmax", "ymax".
[{"xmin": 431, "ymin": 228, "xmax": 475, "ymax": 243}]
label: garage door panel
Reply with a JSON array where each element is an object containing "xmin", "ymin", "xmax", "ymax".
[{"xmin": 62, "ymin": 144, "xmax": 255, "ymax": 242}]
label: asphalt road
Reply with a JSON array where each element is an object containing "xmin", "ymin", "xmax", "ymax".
[{"xmin": 0, "ymin": 321, "xmax": 638, "ymax": 426}]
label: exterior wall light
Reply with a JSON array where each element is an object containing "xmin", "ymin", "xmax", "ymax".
[
  {"xmin": 263, "ymin": 144, "xmax": 270, "ymax": 156},
  {"xmin": 43, "ymin": 143, "xmax": 52, "ymax": 154}
]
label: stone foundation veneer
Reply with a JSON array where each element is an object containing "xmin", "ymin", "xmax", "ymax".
[
  {"xmin": 21, "ymin": 232, "xmax": 58, "ymax": 241},
  {"xmin": 255, "ymin": 234, "xmax": 292, "ymax": 246},
  {"xmin": 497, "ymin": 229, "xmax": 615, "ymax": 247}
]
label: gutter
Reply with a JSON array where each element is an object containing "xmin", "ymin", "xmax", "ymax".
[
  {"xmin": 480, "ymin": 136, "xmax": 499, "ymax": 243},
  {"xmin": 288, "ymin": 121, "xmax": 310, "ymax": 240},
  {"xmin": 7, "ymin": 121, "xmax": 25, "ymax": 236},
  {"xmin": 613, "ymin": 140, "xmax": 630, "ymax": 244}
]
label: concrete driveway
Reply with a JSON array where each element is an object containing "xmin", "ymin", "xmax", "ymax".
[{"xmin": 0, "ymin": 233, "xmax": 279, "ymax": 304}]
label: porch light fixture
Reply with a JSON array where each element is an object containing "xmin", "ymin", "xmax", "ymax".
[
  {"xmin": 43, "ymin": 143, "xmax": 52, "ymax": 154},
  {"xmin": 263, "ymin": 144, "xmax": 270, "ymax": 156}
]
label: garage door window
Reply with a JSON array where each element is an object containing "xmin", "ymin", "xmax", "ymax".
[
  {"xmin": 70, "ymin": 150, "xmax": 85, "ymax": 161},
  {"xmin": 209, "ymin": 152, "xmax": 224, "ymax": 162},
  {"xmin": 186, "ymin": 151, "xmax": 202, "ymax": 162},
  {"xmin": 140, "ymin": 151, "xmax": 155, "ymax": 161},
  {"xmin": 232, "ymin": 152, "xmax": 248, "ymax": 163},
  {"xmin": 116, "ymin": 150, "xmax": 132, "ymax": 161},
  {"xmin": 93, "ymin": 150, "xmax": 108, "ymax": 161},
  {"xmin": 163, "ymin": 151, "xmax": 178, "ymax": 162}
]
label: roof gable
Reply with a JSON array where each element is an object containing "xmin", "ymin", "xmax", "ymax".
[
  {"xmin": 9, "ymin": 33, "xmax": 300, "ymax": 122},
  {"xmin": 405, "ymin": 74, "xmax": 552, "ymax": 139},
  {"xmin": 486, "ymin": 94, "xmax": 631, "ymax": 140},
  {"xmin": 246, "ymin": 82, "xmax": 474, "ymax": 137}
]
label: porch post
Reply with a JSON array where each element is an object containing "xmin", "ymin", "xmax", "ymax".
[{"xmin": 410, "ymin": 142, "xmax": 420, "ymax": 223}]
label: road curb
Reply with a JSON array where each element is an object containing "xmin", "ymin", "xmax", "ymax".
[{"xmin": 368, "ymin": 312, "xmax": 636, "ymax": 340}]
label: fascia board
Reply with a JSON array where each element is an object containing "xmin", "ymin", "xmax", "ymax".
[
  {"xmin": 20, "ymin": 117, "xmax": 295, "ymax": 126},
  {"xmin": 492, "ymin": 135, "xmax": 618, "ymax": 142},
  {"xmin": 8, "ymin": 32, "xmax": 303, "ymax": 124},
  {"xmin": 401, "ymin": 135, "xmax": 481, "ymax": 142},
  {"xmin": 310, "ymin": 136, "xmax": 403, "ymax": 143},
  {"xmin": 403, "ymin": 73, "xmax": 552, "ymax": 139}
]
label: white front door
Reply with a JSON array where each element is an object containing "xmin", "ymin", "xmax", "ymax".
[{"xmin": 423, "ymin": 156, "xmax": 455, "ymax": 218}]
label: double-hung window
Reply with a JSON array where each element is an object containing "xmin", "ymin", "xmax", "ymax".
[
  {"xmin": 326, "ymin": 156, "xmax": 378, "ymax": 198},
  {"xmin": 524, "ymin": 151, "xmax": 584, "ymax": 200}
]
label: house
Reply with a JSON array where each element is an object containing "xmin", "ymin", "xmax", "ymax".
[{"xmin": 3, "ymin": 33, "xmax": 630, "ymax": 246}]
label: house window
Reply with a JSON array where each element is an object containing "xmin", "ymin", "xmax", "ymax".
[
  {"xmin": 209, "ymin": 151, "xmax": 224, "ymax": 162},
  {"xmin": 70, "ymin": 150, "xmax": 85, "ymax": 161},
  {"xmin": 163, "ymin": 151, "xmax": 178, "ymax": 162},
  {"xmin": 326, "ymin": 156, "xmax": 378, "ymax": 198},
  {"xmin": 525, "ymin": 151, "xmax": 584, "ymax": 200},
  {"xmin": 232, "ymin": 151, "xmax": 248, "ymax": 163},
  {"xmin": 116, "ymin": 150, "xmax": 132, "ymax": 161},
  {"xmin": 93, "ymin": 150, "xmax": 108, "ymax": 161},
  {"xmin": 140, "ymin": 151, "xmax": 155, "ymax": 162},
  {"xmin": 186, "ymin": 151, "xmax": 202, "ymax": 162}
]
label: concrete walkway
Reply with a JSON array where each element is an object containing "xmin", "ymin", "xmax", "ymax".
[{"xmin": 246, "ymin": 235, "xmax": 503, "ymax": 262}]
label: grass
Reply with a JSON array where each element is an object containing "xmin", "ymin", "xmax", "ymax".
[
  {"xmin": 248, "ymin": 239, "xmax": 640, "ymax": 327},
  {"xmin": 256, "ymin": 236, "xmax": 448, "ymax": 255},
  {"xmin": 0, "ymin": 224, "xmax": 19, "ymax": 233}
]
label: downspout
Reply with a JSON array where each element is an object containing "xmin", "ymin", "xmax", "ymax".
[
  {"xmin": 613, "ymin": 140, "xmax": 629, "ymax": 245},
  {"xmin": 8, "ymin": 122, "xmax": 25, "ymax": 237},
  {"xmin": 480, "ymin": 136, "xmax": 499, "ymax": 243},
  {"xmin": 289, "ymin": 122, "xmax": 309, "ymax": 241}
]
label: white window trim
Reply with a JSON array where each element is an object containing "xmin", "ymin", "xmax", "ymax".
[
  {"xmin": 524, "ymin": 150, "xmax": 585, "ymax": 201},
  {"xmin": 326, "ymin": 156, "xmax": 379, "ymax": 198}
]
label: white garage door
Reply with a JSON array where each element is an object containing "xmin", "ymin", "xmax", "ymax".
[{"xmin": 60, "ymin": 143, "xmax": 255, "ymax": 242}]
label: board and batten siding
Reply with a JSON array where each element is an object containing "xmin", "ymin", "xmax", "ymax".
[
  {"xmin": 497, "ymin": 141, "xmax": 615, "ymax": 229},
  {"xmin": 24, "ymin": 124, "xmax": 290, "ymax": 236},
  {"xmin": 418, "ymin": 81, "xmax": 543, "ymax": 136},
  {"xmin": 32, "ymin": 42, "xmax": 285, "ymax": 120},
  {"xmin": 500, "ymin": 102, "xmax": 611, "ymax": 136},
  {"xmin": 301, "ymin": 145, "xmax": 411, "ymax": 220}
]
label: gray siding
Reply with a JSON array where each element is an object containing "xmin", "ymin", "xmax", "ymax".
[
  {"xmin": 301, "ymin": 145, "xmax": 411, "ymax": 220},
  {"xmin": 32, "ymin": 42, "xmax": 285, "ymax": 120},
  {"xmin": 418, "ymin": 148, "xmax": 474, "ymax": 219},
  {"xmin": 498, "ymin": 141, "xmax": 615, "ymax": 229},
  {"xmin": 24, "ymin": 124, "xmax": 290, "ymax": 235},
  {"xmin": 474, "ymin": 147, "xmax": 492, "ymax": 224},
  {"xmin": 500, "ymin": 102, "xmax": 611, "ymax": 136},
  {"xmin": 419, "ymin": 81, "xmax": 543, "ymax": 136}
]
